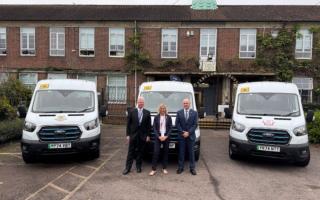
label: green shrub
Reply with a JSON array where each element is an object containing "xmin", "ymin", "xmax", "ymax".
[
  {"xmin": 0, "ymin": 78, "xmax": 32, "ymax": 107},
  {"xmin": 0, "ymin": 96, "xmax": 16, "ymax": 120},
  {"xmin": 308, "ymin": 110, "xmax": 320, "ymax": 143},
  {"xmin": 0, "ymin": 118, "xmax": 24, "ymax": 144}
]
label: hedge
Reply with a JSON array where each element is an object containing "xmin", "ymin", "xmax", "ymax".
[
  {"xmin": 308, "ymin": 110, "xmax": 320, "ymax": 144},
  {"xmin": 0, "ymin": 118, "xmax": 24, "ymax": 144}
]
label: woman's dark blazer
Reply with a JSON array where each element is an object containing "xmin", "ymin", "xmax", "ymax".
[{"xmin": 153, "ymin": 114, "xmax": 172, "ymax": 138}]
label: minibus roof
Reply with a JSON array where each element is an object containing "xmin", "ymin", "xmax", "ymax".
[
  {"xmin": 139, "ymin": 81, "xmax": 194, "ymax": 93},
  {"xmin": 35, "ymin": 79, "xmax": 96, "ymax": 91},
  {"xmin": 237, "ymin": 81, "xmax": 299, "ymax": 94}
]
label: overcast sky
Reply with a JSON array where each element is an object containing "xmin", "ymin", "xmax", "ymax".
[{"xmin": 0, "ymin": 0, "xmax": 319, "ymax": 5}]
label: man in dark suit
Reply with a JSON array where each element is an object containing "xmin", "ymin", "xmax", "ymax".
[
  {"xmin": 123, "ymin": 96, "xmax": 151, "ymax": 175},
  {"xmin": 175, "ymin": 98, "xmax": 198, "ymax": 175}
]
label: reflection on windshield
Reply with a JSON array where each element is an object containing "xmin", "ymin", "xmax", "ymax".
[
  {"xmin": 237, "ymin": 93, "xmax": 300, "ymax": 117},
  {"xmin": 141, "ymin": 91, "xmax": 193, "ymax": 113},
  {"xmin": 32, "ymin": 90, "xmax": 94, "ymax": 113}
]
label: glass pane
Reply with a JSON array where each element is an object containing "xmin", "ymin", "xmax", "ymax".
[
  {"xmin": 29, "ymin": 35, "xmax": 35, "ymax": 49},
  {"xmin": 296, "ymin": 38, "xmax": 303, "ymax": 50}
]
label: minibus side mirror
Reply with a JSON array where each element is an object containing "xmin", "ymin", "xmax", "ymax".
[
  {"xmin": 224, "ymin": 108, "xmax": 232, "ymax": 119},
  {"xmin": 17, "ymin": 105, "xmax": 27, "ymax": 118},
  {"xmin": 99, "ymin": 105, "xmax": 107, "ymax": 117},
  {"xmin": 198, "ymin": 107, "xmax": 205, "ymax": 119},
  {"xmin": 306, "ymin": 110, "xmax": 314, "ymax": 123}
]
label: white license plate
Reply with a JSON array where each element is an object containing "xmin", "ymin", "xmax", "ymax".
[
  {"xmin": 169, "ymin": 143, "xmax": 175, "ymax": 149},
  {"xmin": 257, "ymin": 145, "xmax": 280, "ymax": 152},
  {"xmin": 48, "ymin": 143, "xmax": 72, "ymax": 149}
]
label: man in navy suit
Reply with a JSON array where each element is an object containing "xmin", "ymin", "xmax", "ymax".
[{"xmin": 175, "ymin": 98, "xmax": 198, "ymax": 175}]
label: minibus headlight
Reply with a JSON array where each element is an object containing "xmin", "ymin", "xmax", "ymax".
[
  {"xmin": 23, "ymin": 121, "xmax": 36, "ymax": 132},
  {"xmin": 232, "ymin": 120, "xmax": 246, "ymax": 132},
  {"xmin": 84, "ymin": 118, "xmax": 99, "ymax": 130},
  {"xmin": 293, "ymin": 125, "xmax": 307, "ymax": 136}
]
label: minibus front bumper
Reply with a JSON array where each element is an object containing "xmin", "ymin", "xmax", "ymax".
[
  {"xmin": 229, "ymin": 136, "xmax": 310, "ymax": 162},
  {"xmin": 21, "ymin": 134, "xmax": 100, "ymax": 156}
]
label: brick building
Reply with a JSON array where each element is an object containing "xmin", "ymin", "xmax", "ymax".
[{"xmin": 0, "ymin": 5, "xmax": 319, "ymax": 121}]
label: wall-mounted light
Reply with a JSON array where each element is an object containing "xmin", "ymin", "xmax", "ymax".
[
  {"xmin": 271, "ymin": 30, "xmax": 279, "ymax": 38},
  {"xmin": 186, "ymin": 30, "xmax": 194, "ymax": 37}
]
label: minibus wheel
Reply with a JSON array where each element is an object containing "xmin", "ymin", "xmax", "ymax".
[
  {"xmin": 295, "ymin": 151, "xmax": 310, "ymax": 167},
  {"xmin": 22, "ymin": 152, "xmax": 37, "ymax": 164},
  {"xmin": 229, "ymin": 142, "xmax": 239, "ymax": 160}
]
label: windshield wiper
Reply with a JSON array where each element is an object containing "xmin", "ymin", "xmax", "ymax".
[
  {"xmin": 280, "ymin": 111, "xmax": 299, "ymax": 117},
  {"xmin": 77, "ymin": 107, "xmax": 94, "ymax": 112}
]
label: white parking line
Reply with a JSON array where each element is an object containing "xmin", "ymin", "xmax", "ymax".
[
  {"xmin": 67, "ymin": 172, "xmax": 86, "ymax": 179},
  {"xmin": 62, "ymin": 149, "xmax": 120, "ymax": 200},
  {"xmin": 25, "ymin": 166, "xmax": 77, "ymax": 200},
  {"xmin": 49, "ymin": 183, "xmax": 71, "ymax": 194}
]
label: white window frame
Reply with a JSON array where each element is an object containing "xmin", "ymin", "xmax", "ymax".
[
  {"xmin": 161, "ymin": 29, "xmax": 178, "ymax": 59},
  {"xmin": 239, "ymin": 29, "xmax": 256, "ymax": 59},
  {"xmin": 109, "ymin": 28, "xmax": 125, "ymax": 57},
  {"xmin": 200, "ymin": 28, "xmax": 217, "ymax": 61},
  {"xmin": 295, "ymin": 29, "xmax": 313, "ymax": 60},
  {"xmin": 79, "ymin": 28, "xmax": 95, "ymax": 57},
  {"xmin": 49, "ymin": 27, "xmax": 65, "ymax": 57},
  {"xmin": 292, "ymin": 77, "xmax": 313, "ymax": 103},
  {"xmin": 107, "ymin": 75, "xmax": 127, "ymax": 103},
  {"xmin": 0, "ymin": 27, "xmax": 7, "ymax": 56},
  {"xmin": 20, "ymin": 27, "xmax": 36, "ymax": 56},
  {"xmin": 77, "ymin": 74, "xmax": 97, "ymax": 84},
  {"xmin": 19, "ymin": 72, "xmax": 38, "ymax": 90},
  {"xmin": 47, "ymin": 73, "xmax": 67, "ymax": 79}
]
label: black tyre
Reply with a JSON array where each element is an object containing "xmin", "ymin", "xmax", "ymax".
[
  {"xmin": 91, "ymin": 148, "xmax": 100, "ymax": 159},
  {"xmin": 295, "ymin": 151, "xmax": 310, "ymax": 167},
  {"xmin": 229, "ymin": 142, "xmax": 239, "ymax": 160},
  {"xmin": 22, "ymin": 152, "xmax": 37, "ymax": 164}
]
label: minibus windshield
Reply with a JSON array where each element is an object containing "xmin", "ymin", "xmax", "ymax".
[
  {"xmin": 32, "ymin": 90, "xmax": 94, "ymax": 113},
  {"xmin": 140, "ymin": 91, "xmax": 193, "ymax": 113},
  {"xmin": 237, "ymin": 93, "xmax": 300, "ymax": 117}
]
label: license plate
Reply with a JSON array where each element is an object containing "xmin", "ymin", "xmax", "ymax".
[
  {"xmin": 257, "ymin": 145, "xmax": 280, "ymax": 152},
  {"xmin": 169, "ymin": 143, "xmax": 175, "ymax": 149},
  {"xmin": 48, "ymin": 143, "xmax": 72, "ymax": 149}
]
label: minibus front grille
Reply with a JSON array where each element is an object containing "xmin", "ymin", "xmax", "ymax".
[
  {"xmin": 150, "ymin": 127, "xmax": 179, "ymax": 142},
  {"xmin": 247, "ymin": 129, "xmax": 290, "ymax": 145},
  {"xmin": 38, "ymin": 126, "xmax": 82, "ymax": 142}
]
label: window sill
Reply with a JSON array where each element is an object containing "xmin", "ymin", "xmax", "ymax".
[
  {"xmin": 20, "ymin": 54, "xmax": 36, "ymax": 57},
  {"xmin": 49, "ymin": 54, "xmax": 65, "ymax": 57},
  {"xmin": 107, "ymin": 101, "xmax": 127, "ymax": 104},
  {"xmin": 295, "ymin": 57, "xmax": 312, "ymax": 60},
  {"xmin": 79, "ymin": 55, "xmax": 95, "ymax": 57},
  {"xmin": 109, "ymin": 55, "xmax": 125, "ymax": 58},
  {"xmin": 0, "ymin": 54, "xmax": 7, "ymax": 56}
]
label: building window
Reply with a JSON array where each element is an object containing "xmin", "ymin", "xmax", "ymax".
[
  {"xmin": 0, "ymin": 72, "xmax": 8, "ymax": 83},
  {"xmin": 239, "ymin": 29, "xmax": 256, "ymax": 59},
  {"xmin": 0, "ymin": 27, "xmax": 7, "ymax": 55},
  {"xmin": 109, "ymin": 28, "xmax": 125, "ymax": 57},
  {"xmin": 47, "ymin": 73, "xmax": 67, "ymax": 79},
  {"xmin": 77, "ymin": 74, "xmax": 97, "ymax": 84},
  {"xmin": 19, "ymin": 73, "xmax": 38, "ymax": 90},
  {"xmin": 200, "ymin": 29, "xmax": 217, "ymax": 60},
  {"xmin": 107, "ymin": 75, "xmax": 127, "ymax": 103},
  {"xmin": 292, "ymin": 77, "xmax": 313, "ymax": 103},
  {"xmin": 295, "ymin": 29, "xmax": 312, "ymax": 59},
  {"xmin": 20, "ymin": 27, "xmax": 35, "ymax": 56},
  {"xmin": 79, "ymin": 28, "xmax": 94, "ymax": 57},
  {"xmin": 161, "ymin": 29, "xmax": 178, "ymax": 58},
  {"xmin": 50, "ymin": 27, "xmax": 65, "ymax": 56}
]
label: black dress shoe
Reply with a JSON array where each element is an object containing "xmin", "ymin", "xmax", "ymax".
[
  {"xmin": 122, "ymin": 168, "xmax": 130, "ymax": 175},
  {"xmin": 136, "ymin": 168, "xmax": 142, "ymax": 173},
  {"xmin": 190, "ymin": 169, "xmax": 197, "ymax": 175},
  {"xmin": 176, "ymin": 168, "xmax": 184, "ymax": 174}
]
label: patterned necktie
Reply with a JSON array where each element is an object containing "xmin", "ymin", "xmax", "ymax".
[{"xmin": 185, "ymin": 110, "xmax": 189, "ymax": 120}]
